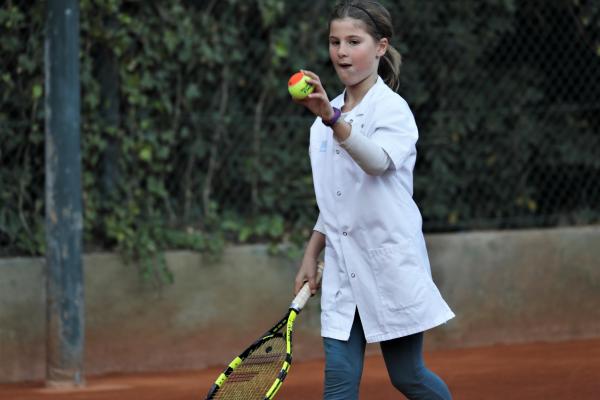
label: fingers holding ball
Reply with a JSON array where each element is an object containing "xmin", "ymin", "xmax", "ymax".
[{"xmin": 288, "ymin": 71, "xmax": 315, "ymax": 100}]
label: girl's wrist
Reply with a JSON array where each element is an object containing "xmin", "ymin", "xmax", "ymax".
[
  {"xmin": 322, "ymin": 107, "xmax": 342, "ymax": 127},
  {"xmin": 302, "ymin": 249, "xmax": 320, "ymax": 261},
  {"xmin": 303, "ymin": 247, "xmax": 323, "ymax": 262},
  {"xmin": 322, "ymin": 108, "xmax": 335, "ymax": 121}
]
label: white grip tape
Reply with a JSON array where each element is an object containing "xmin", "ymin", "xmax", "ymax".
[{"xmin": 290, "ymin": 261, "xmax": 324, "ymax": 312}]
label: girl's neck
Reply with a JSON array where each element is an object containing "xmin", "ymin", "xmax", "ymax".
[{"xmin": 342, "ymin": 73, "xmax": 378, "ymax": 113}]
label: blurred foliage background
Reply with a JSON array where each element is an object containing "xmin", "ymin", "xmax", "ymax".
[{"xmin": 1, "ymin": 0, "xmax": 599, "ymax": 274}]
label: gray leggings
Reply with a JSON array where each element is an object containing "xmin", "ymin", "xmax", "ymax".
[{"xmin": 323, "ymin": 311, "xmax": 452, "ymax": 400}]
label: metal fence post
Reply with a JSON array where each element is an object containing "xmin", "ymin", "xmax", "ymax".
[{"xmin": 44, "ymin": 0, "xmax": 85, "ymax": 387}]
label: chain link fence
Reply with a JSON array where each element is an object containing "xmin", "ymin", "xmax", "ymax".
[
  {"xmin": 410, "ymin": 0, "xmax": 600, "ymax": 230},
  {"xmin": 1, "ymin": 1, "xmax": 599, "ymax": 256}
]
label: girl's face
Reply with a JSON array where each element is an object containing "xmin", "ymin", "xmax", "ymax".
[{"xmin": 329, "ymin": 17, "xmax": 388, "ymax": 89}]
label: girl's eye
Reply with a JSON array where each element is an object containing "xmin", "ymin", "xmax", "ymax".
[
  {"xmin": 350, "ymin": 40, "xmax": 360, "ymax": 45},
  {"xmin": 330, "ymin": 40, "xmax": 340, "ymax": 46}
]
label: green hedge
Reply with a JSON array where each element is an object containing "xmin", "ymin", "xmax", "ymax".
[{"xmin": 1, "ymin": 1, "xmax": 599, "ymax": 271}]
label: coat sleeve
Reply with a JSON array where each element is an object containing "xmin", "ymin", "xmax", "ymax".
[
  {"xmin": 369, "ymin": 97, "xmax": 418, "ymax": 171},
  {"xmin": 313, "ymin": 212, "xmax": 326, "ymax": 234}
]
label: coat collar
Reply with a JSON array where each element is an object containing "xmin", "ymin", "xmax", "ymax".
[{"xmin": 332, "ymin": 75, "xmax": 385, "ymax": 117}]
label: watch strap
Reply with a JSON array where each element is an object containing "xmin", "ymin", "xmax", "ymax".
[{"xmin": 322, "ymin": 107, "xmax": 342, "ymax": 127}]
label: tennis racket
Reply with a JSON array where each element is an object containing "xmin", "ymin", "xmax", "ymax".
[{"xmin": 204, "ymin": 261, "xmax": 324, "ymax": 400}]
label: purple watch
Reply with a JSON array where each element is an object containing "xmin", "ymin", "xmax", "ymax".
[{"xmin": 322, "ymin": 107, "xmax": 342, "ymax": 127}]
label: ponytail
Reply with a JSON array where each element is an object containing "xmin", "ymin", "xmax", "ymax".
[{"xmin": 380, "ymin": 45, "xmax": 402, "ymax": 92}]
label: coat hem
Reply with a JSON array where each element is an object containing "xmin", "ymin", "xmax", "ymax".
[
  {"xmin": 322, "ymin": 311, "xmax": 456, "ymax": 343},
  {"xmin": 365, "ymin": 311, "xmax": 456, "ymax": 343},
  {"xmin": 321, "ymin": 327, "xmax": 352, "ymax": 342}
]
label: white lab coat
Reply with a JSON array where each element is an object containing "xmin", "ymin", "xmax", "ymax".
[{"xmin": 309, "ymin": 77, "xmax": 455, "ymax": 343}]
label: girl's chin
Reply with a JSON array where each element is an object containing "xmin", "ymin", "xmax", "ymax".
[
  {"xmin": 336, "ymin": 71, "xmax": 358, "ymax": 85},
  {"xmin": 338, "ymin": 76, "xmax": 365, "ymax": 88}
]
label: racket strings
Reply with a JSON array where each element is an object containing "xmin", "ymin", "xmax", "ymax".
[{"xmin": 213, "ymin": 335, "xmax": 288, "ymax": 399}]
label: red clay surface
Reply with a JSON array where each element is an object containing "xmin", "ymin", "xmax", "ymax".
[{"xmin": 1, "ymin": 338, "xmax": 599, "ymax": 400}]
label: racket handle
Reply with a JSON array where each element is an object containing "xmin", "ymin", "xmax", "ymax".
[{"xmin": 290, "ymin": 261, "xmax": 324, "ymax": 312}]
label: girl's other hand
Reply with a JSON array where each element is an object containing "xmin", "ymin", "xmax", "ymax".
[{"xmin": 294, "ymin": 257, "xmax": 320, "ymax": 296}]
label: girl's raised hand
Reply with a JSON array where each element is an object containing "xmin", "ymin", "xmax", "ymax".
[{"xmin": 295, "ymin": 70, "xmax": 336, "ymax": 122}]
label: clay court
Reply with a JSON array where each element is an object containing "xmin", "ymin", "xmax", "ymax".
[{"xmin": 1, "ymin": 338, "xmax": 598, "ymax": 400}]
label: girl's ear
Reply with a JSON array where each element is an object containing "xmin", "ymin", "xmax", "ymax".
[{"xmin": 377, "ymin": 37, "xmax": 389, "ymax": 58}]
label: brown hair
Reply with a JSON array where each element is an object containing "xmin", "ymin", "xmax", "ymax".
[{"xmin": 330, "ymin": 0, "xmax": 402, "ymax": 91}]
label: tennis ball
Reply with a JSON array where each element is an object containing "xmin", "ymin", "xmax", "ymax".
[{"xmin": 288, "ymin": 71, "xmax": 314, "ymax": 100}]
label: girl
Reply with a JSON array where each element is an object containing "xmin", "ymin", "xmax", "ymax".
[{"xmin": 293, "ymin": 1, "xmax": 455, "ymax": 399}]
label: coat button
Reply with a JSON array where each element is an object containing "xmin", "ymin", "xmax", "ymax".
[
  {"xmin": 342, "ymin": 232, "xmax": 348, "ymax": 236},
  {"xmin": 351, "ymin": 273, "xmax": 356, "ymax": 278},
  {"xmin": 336, "ymin": 149, "xmax": 340, "ymax": 154},
  {"xmin": 336, "ymin": 191, "xmax": 341, "ymax": 196}
]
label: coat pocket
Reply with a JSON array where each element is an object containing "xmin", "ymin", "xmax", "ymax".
[{"xmin": 368, "ymin": 242, "xmax": 426, "ymax": 311}]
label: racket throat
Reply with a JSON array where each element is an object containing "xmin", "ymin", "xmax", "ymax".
[{"xmin": 289, "ymin": 304, "xmax": 302, "ymax": 313}]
